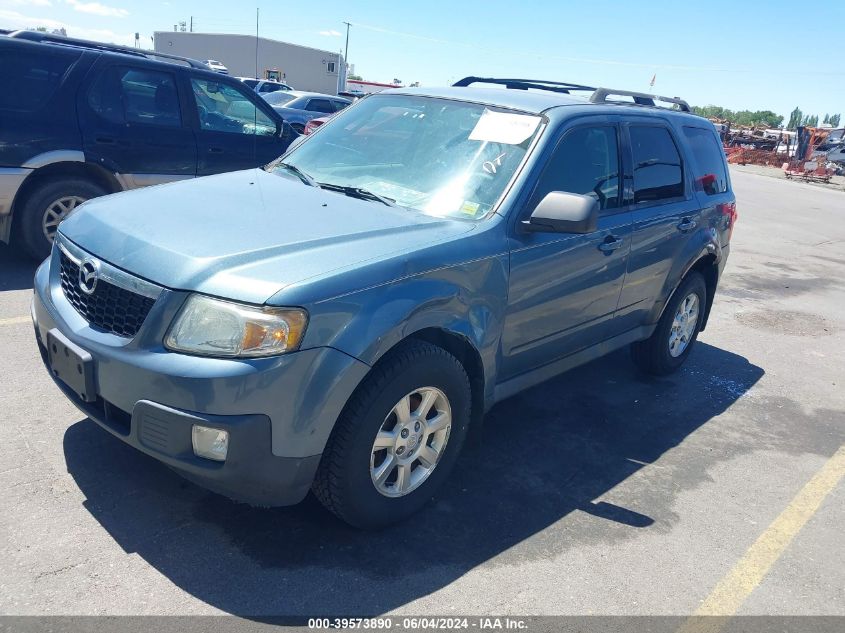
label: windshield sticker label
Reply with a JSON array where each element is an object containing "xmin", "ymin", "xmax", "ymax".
[
  {"xmin": 469, "ymin": 110, "xmax": 541, "ymax": 145},
  {"xmin": 460, "ymin": 201, "xmax": 481, "ymax": 216}
]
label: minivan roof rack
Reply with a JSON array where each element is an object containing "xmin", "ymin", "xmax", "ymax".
[
  {"xmin": 589, "ymin": 88, "xmax": 691, "ymax": 112},
  {"xmin": 453, "ymin": 76, "xmax": 691, "ymax": 112},
  {"xmin": 452, "ymin": 77, "xmax": 596, "ymax": 95},
  {"xmin": 9, "ymin": 30, "xmax": 209, "ymax": 70}
]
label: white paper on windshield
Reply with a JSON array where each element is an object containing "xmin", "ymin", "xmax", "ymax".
[{"xmin": 468, "ymin": 110, "xmax": 541, "ymax": 145}]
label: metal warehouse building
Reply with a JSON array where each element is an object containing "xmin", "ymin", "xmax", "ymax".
[{"xmin": 153, "ymin": 31, "xmax": 345, "ymax": 95}]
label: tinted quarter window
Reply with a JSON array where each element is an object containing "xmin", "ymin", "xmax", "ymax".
[
  {"xmin": 683, "ymin": 126, "xmax": 728, "ymax": 195},
  {"xmin": 0, "ymin": 47, "xmax": 80, "ymax": 111},
  {"xmin": 534, "ymin": 126, "xmax": 620, "ymax": 211},
  {"xmin": 190, "ymin": 78, "xmax": 276, "ymax": 136},
  {"xmin": 630, "ymin": 126, "xmax": 684, "ymax": 203},
  {"xmin": 308, "ymin": 99, "xmax": 335, "ymax": 114},
  {"xmin": 88, "ymin": 67, "xmax": 181, "ymax": 127}
]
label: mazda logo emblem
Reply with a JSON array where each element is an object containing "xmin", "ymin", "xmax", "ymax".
[{"xmin": 78, "ymin": 259, "xmax": 99, "ymax": 295}]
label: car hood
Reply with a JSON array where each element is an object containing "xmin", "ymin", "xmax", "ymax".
[{"xmin": 59, "ymin": 169, "xmax": 474, "ymax": 304}]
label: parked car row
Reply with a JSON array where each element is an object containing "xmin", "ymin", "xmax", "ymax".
[{"xmin": 0, "ymin": 31, "xmax": 298, "ymax": 258}]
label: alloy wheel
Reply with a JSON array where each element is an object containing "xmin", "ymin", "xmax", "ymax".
[{"xmin": 369, "ymin": 386, "xmax": 452, "ymax": 498}]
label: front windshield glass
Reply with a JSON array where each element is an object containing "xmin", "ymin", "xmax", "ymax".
[{"xmin": 273, "ymin": 94, "xmax": 544, "ymax": 220}]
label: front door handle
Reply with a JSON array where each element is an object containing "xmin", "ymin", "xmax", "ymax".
[
  {"xmin": 94, "ymin": 136, "xmax": 116, "ymax": 145},
  {"xmin": 208, "ymin": 147, "xmax": 224, "ymax": 154},
  {"xmin": 678, "ymin": 218, "xmax": 697, "ymax": 232},
  {"xmin": 598, "ymin": 236, "xmax": 624, "ymax": 253}
]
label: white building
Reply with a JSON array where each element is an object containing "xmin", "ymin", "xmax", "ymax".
[{"xmin": 153, "ymin": 31, "xmax": 345, "ymax": 95}]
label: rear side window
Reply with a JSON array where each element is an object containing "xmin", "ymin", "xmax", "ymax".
[
  {"xmin": 683, "ymin": 126, "xmax": 728, "ymax": 195},
  {"xmin": 88, "ymin": 66, "xmax": 181, "ymax": 127},
  {"xmin": 307, "ymin": 98, "xmax": 335, "ymax": 114},
  {"xmin": 629, "ymin": 126, "xmax": 684, "ymax": 203},
  {"xmin": 0, "ymin": 47, "xmax": 80, "ymax": 111},
  {"xmin": 533, "ymin": 126, "xmax": 620, "ymax": 211}
]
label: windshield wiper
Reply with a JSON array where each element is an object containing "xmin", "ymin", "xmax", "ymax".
[
  {"xmin": 274, "ymin": 162, "xmax": 319, "ymax": 187},
  {"xmin": 317, "ymin": 182, "xmax": 399, "ymax": 207}
]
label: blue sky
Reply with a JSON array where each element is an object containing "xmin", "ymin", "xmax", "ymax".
[{"xmin": 3, "ymin": 0, "xmax": 843, "ymax": 122}]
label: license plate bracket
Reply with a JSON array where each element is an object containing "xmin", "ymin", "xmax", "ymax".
[{"xmin": 47, "ymin": 328, "xmax": 96, "ymax": 403}]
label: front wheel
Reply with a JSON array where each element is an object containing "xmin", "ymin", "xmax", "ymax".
[
  {"xmin": 630, "ymin": 272, "xmax": 707, "ymax": 375},
  {"xmin": 16, "ymin": 177, "xmax": 107, "ymax": 260},
  {"xmin": 312, "ymin": 340, "xmax": 471, "ymax": 529}
]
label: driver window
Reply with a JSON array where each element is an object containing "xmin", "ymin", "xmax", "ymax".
[
  {"xmin": 189, "ymin": 77, "xmax": 276, "ymax": 135},
  {"xmin": 533, "ymin": 126, "xmax": 620, "ymax": 212}
]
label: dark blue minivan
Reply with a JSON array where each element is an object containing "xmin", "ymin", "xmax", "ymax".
[{"xmin": 0, "ymin": 31, "xmax": 297, "ymax": 259}]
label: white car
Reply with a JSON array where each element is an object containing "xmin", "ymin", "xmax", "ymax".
[
  {"xmin": 203, "ymin": 59, "xmax": 229, "ymax": 74},
  {"xmin": 237, "ymin": 77, "xmax": 293, "ymax": 94}
]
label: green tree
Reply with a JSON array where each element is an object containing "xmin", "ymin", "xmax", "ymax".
[
  {"xmin": 823, "ymin": 114, "xmax": 830, "ymax": 124},
  {"xmin": 787, "ymin": 107, "xmax": 802, "ymax": 130},
  {"xmin": 830, "ymin": 113, "xmax": 841, "ymax": 127}
]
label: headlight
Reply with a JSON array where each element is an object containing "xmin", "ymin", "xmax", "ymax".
[{"xmin": 165, "ymin": 295, "xmax": 307, "ymax": 358}]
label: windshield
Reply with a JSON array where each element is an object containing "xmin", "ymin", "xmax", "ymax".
[{"xmin": 273, "ymin": 94, "xmax": 543, "ymax": 220}]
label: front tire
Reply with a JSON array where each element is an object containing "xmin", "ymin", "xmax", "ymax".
[
  {"xmin": 16, "ymin": 177, "xmax": 107, "ymax": 260},
  {"xmin": 313, "ymin": 340, "xmax": 471, "ymax": 529},
  {"xmin": 631, "ymin": 272, "xmax": 707, "ymax": 376}
]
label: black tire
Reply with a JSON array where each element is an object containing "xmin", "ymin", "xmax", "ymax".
[
  {"xmin": 313, "ymin": 340, "xmax": 472, "ymax": 529},
  {"xmin": 630, "ymin": 272, "xmax": 707, "ymax": 376},
  {"xmin": 16, "ymin": 177, "xmax": 107, "ymax": 260}
]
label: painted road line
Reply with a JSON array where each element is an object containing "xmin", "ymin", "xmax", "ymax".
[
  {"xmin": 678, "ymin": 444, "xmax": 845, "ymax": 633},
  {"xmin": 0, "ymin": 316, "xmax": 30, "ymax": 327}
]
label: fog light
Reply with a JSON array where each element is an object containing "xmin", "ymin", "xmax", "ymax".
[{"xmin": 192, "ymin": 425, "xmax": 229, "ymax": 462}]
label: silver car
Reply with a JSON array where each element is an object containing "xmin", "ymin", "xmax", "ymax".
[{"xmin": 265, "ymin": 91, "xmax": 351, "ymax": 134}]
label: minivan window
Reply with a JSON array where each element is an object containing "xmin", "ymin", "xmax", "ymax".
[
  {"xmin": 682, "ymin": 126, "xmax": 728, "ymax": 195},
  {"xmin": 190, "ymin": 78, "xmax": 276, "ymax": 135},
  {"xmin": 88, "ymin": 66, "xmax": 181, "ymax": 127},
  {"xmin": 0, "ymin": 47, "xmax": 80, "ymax": 111},
  {"xmin": 629, "ymin": 125, "xmax": 684, "ymax": 203},
  {"xmin": 533, "ymin": 126, "xmax": 620, "ymax": 211}
]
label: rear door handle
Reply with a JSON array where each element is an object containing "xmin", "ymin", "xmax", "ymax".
[
  {"xmin": 208, "ymin": 147, "xmax": 224, "ymax": 154},
  {"xmin": 94, "ymin": 136, "xmax": 116, "ymax": 145},
  {"xmin": 598, "ymin": 236, "xmax": 624, "ymax": 253},
  {"xmin": 678, "ymin": 218, "xmax": 697, "ymax": 232}
]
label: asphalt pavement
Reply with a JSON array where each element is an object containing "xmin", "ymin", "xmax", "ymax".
[{"xmin": 0, "ymin": 168, "xmax": 843, "ymax": 618}]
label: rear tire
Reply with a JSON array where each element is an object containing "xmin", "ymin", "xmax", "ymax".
[
  {"xmin": 16, "ymin": 177, "xmax": 107, "ymax": 260},
  {"xmin": 631, "ymin": 272, "xmax": 707, "ymax": 376},
  {"xmin": 313, "ymin": 340, "xmax": 471, "ymax": 529}
]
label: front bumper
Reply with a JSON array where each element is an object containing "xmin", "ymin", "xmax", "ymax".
[{"xmin": 32, "ymin": 242, "xmax": 370, "ymax": 506}]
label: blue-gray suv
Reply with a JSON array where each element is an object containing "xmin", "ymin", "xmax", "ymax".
[{"xmin": 32, "ymin": 77, "xmax": 736, "ymax": 528}]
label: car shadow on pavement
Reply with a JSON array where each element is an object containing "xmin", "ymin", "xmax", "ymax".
[
  {"xmin": 0, "ymin": 245, "xmax": 38, "ymax": 291},
  {"xmin": 63, "ymin": 342, "xmax": 764, "ymax": 616}
]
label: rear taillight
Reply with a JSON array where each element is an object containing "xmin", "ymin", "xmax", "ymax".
[{"xmin": 718, "ymin": 202, "xmax": 737, "ymax": 240}]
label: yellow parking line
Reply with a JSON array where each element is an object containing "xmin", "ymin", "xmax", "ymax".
[
  {"xmin": 678, "ymin": 444, "xmax": 845, "ymax": 633},
  {"xmin": 0, "ymin": 316, "xmax": 30, "ymax": 327}
]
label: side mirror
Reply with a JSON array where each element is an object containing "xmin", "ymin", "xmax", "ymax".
[{"xmin": 522, "ymin": 191, "xmax": 599, "ymax": 234}]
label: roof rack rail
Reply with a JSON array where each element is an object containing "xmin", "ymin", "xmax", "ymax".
[
  {"xmin": 453, "ymin": 76, "xmax": 596, "ymax": 95},
  {"xmin": 8, "ymin": 30, "xmax": 209, "ymax": 70},
  {"xmin": 589, "ymin": 88, "xmax": 691, "ymax": 112}
]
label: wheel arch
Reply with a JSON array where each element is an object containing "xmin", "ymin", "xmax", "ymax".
[
  {"xmin": 9, "ymin": 161, "xmax": 122, "ymax": 241},
  {"xmin": 657, "ymin": 251, "xmax": 720, "ymax": 332}
]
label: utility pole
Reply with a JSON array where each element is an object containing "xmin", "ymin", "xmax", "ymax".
[
  {"xmin": 255, "ymin": 8, "xmax": 259, "ymax": 80},
  {"xmin": 342, "ymin": 21, "xmax": 351, "ymax": 70},
  {"xmin": 190, "ymin": 16, "xmax": 193, "ymax": 32}
]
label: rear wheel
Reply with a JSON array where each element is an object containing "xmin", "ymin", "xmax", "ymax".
[
  {"xmin": 313, "ymin": 340, "xmax": 471, "ymax": 529},
  {"xmin": 17, "ymin": 178, "xmax": 107, "ymax": 260},
  {"xmin": 631, "ymin": 272, "xmax": 707, "ymax": 375}
]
